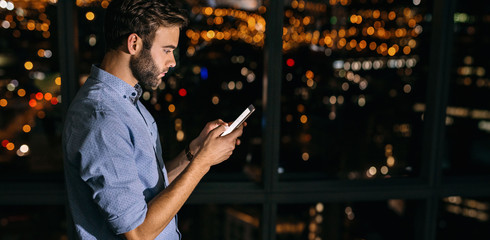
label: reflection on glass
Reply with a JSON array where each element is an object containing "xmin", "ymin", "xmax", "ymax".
[
  {"xmin": 444, "ymin": 0, "xmax": 490, "ymax": 176},
  {"xmin": 0, "ymin": 205, "xmax": 66, "ymax": 239},
  {"xmin": 278, "ymin": 200, "xmax": 417, "ymax": 240},
  {"xmin": 76, "ymin": 0, "xmax": 265, "ymax": 182},
  {"xmin": 438, "ymin": 197, "xmax": 490, "ymax": 239},
  {"xmin": 280, "ymin": 0, "xmax": 431, "ymax": 180},
  {"xmin": 0, "ymin": 0, "xmax": 62, "ymax": 179},
  {"xmin": 179, "ymin": 204, "xmax": 261, "ymax": 240}
]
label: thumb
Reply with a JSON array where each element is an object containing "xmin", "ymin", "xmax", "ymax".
[{"xmin": 210, "ymin": 124, "xmax": 226, "ymax": 138}]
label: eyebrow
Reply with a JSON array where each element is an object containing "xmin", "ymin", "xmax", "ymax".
[{"xmin": 162, "ymin": 45, "xmax": 177, "ymax": 49}]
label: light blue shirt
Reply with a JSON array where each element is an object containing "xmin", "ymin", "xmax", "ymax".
[{"xmin": 63, "ymin": 65, "xmax": 180, "ymax": 239}]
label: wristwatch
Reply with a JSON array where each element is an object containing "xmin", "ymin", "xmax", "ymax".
[{"xmin": 185, "ymin": 143, "xmax": 194, "ymax": 161}]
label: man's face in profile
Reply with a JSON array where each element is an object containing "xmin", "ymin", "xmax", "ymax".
[{"xmin": 130, "ymin": 26, "xmax": 180, "ymax": 89}]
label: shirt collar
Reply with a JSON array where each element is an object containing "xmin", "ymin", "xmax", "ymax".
[
  {"xmin": 130, "ymin": 84, "xmax": 143, "ymax": 104},
  {"xmin": 90, "ymin": 65, "xmax": 142, "ymax": 105}
]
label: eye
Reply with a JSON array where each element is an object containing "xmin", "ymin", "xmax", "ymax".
[{"xmin": 163, "ymin": 49, "xmax": 173, "ymax": 54}]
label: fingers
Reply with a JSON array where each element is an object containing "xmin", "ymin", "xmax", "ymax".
[
  {"xmin": 228, "ymin": 123, "xmax": 244, "ymax": 138},
  {"xmin": 209, "ymin": 124, "xmax": 227, "ymax": 138}
]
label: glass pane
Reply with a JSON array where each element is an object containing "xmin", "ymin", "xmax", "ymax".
[
  {"xmin": 76, "ymin": 1, "xmax": 265, "ymax": 182},
  {"xmin": 76, "ymin": 1, "xmax": 107, "ymax": 78},
  {"xmin": 278, "ymin": 200, "xmax": 418, "ymax": 240},
  {"xmin": 179, "ymin": 204, "xmax": 261, "ymax": 240},
  {"xmin": 0, "ymin": 0, "xmax": 62, "ymax": 179},
  {"xmin": 437, "ymin": 197, "xmax": 490, "ymax": 239},
  {"xmin": 443, "ymin": 0, "xmax": 490, "ymax": 176},
  {"xmin": 279, "ymin": 0, "xmax": 432, "ymax": 180},
  {"xmin": 0, "ymin": 205, "xmax": 66, "ymax": 239}
]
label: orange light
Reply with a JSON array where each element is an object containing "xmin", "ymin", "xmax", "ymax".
[
  {"xmin": 27, "ymin": 20, "xmax": 35, "ymax": 30},
  {"xmin": 42, "ymin": 31, "xmax": 50, "ymax": 39},
  {"xmin": 85, "ymin": 12, "xmax": 95, "ymax": 21},
  {"xmin": 50, "ymin": 97, "xmax": 58, "ymax": 105},
  {"xmin": 24, "ymin": 61, "xmax": 33, "ymax": 70},
  {"xmin": 44, "ymin": 92, "xmax": 52, "ymax": 101},
  {"xmin": 305, "ymin": 70, "xmax": 314, "ymax": 79},
  {"xmin": 369, "ymin": 42, "xmax": 377, "ymax": 50},
  {"xmin": 408, "ymin": 19, "xmax": 416, "ymax": 28},
  {"xmin": 403, "ymin": 46, "xmax": 411, "ymax": 55},
  {"xmin": 168, "ymin": 104, "xmax": 176, "ymax": 113},
  {"xmin": 41, "ymin": 23, "xmax": 49, "ymax": 32},
  {"xmin": 23, "ymin": 125, "xmax": 31, "ymax": 133},
  {"xmin": 203, "ymin": 7, "xmax": 213, "ymax": 16},
  {"xmin": 17, "ymin": 89, "xmax": 26, "ymax": 97},
  {"xmin": 55, "ymin": 77, "xmax": 61, "ymax": 85},
  {"xmin": 214, "ymin": 16, "xmax": 223, "ymax": 25},
  {"xmin": 359, "ymin": 40, "xmax": 367, "ymax": 49},
  {"xmin": 101, "ymin": 0, "xmax": 109, "ymax": 8},
  {"xmin": 324, "ymin": 36, "xmax": 332, "ymax": 46},
  {"xmin": 37, "ymin": 49, "xmax": 45, "ymax": 57},
  {"xmin": 297, "ymin": 104, "xmax": 305, "ymax": 113},
  {"xmin": 388, "ymin": 47, "xmax": 396, "ymax": 56},
  {"xmin": 350, "ymin": 15, "xmax": 357, "ymax": 24},
  {"xmin": 338, "ymin": 29, "xmax": 346, "ymax": 38},
  {"xmin": 0, "ymin": 99, "xmax": 7, "ymax": 107},
  {"xmin": 206, "ymin": 30, "xmax": 215, "ymax": 39},
  {"xmin": 300, "ymin": 115, "xmax": 308, "ymax": 124},
  {"xmin": 367, "ymin": 27, "xmax": 374, "ymax": 35},
  {"xmin": 29, "ymin": 99, "xmax": 37, "ymax": 107},
  {"xmin": 6, "ymin": 142, "xmax": 15, "ymax": 151},
  {"xmin": 35, "ymin": 92, "xmax": 44, "ymax": 100},
  {"xmin": 303, "ymin": 16, "xmax": 311, "ymax": 25},
  {"xmin": 388, "ymin": 11, "xmax": 396, "ymax": 20},
  {"xmin": 349, "ymin": 39, "xmax": 357, "ymax": 48}
]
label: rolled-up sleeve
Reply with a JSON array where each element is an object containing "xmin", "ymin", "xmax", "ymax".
[{"xmin": 78, "ymin": 110, "xmax": 147, "ymax": 235}]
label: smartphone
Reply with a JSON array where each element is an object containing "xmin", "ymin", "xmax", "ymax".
[{"xmin": 221, "ymin": 104, "xmax": 255, "ymax": 136}]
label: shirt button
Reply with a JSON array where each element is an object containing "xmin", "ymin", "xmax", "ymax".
[
  {"xmin": 131, "ymin": 92, "xmax": 136, "ymax": 96},
  {"xmin": 123, "ymin": 95, "xmax": 127, "ymax": 98}
]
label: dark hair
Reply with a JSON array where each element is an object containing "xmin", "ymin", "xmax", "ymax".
[{"xmin": 104, "ymin": 0, "xmax": 188, "ymax": 51}]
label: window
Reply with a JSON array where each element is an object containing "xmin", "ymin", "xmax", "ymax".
[
  {"xmin": 444, "ymin": 0, "xmax": 490, "ymax": 176},
  {"xmin": 437, "ymin": 197, "xmax": 490, "ymax": 239},
  {"xmin": 277, "ymin": 200, "xmax": 419, "ymax": 240},
  {"xmin": 0, "ymin": 1, "xmax": 62, "ymax": 180},
  {"xmin": 280, "ymin": 0, "xmax": 431, "ymax": 180}
]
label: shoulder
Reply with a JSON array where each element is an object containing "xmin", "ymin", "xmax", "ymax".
[{"xmin": 65, "ymin": 79, "xmax": 128, "ymax": 133}]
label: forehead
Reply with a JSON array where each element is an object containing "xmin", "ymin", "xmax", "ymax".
[{"xmin": 152, "ymin": 26, "xmax": 180, "ymax": 47}]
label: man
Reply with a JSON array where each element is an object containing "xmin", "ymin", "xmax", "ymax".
[{"xmin": 62, "ymin": 0, "xmax": 244, "ymax": 239}]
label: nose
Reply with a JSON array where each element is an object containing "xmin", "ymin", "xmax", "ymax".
[{"xmin": 168, "ymin": 52, "xmax": 176, "ymax": 68}]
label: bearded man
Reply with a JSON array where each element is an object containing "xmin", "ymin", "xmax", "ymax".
[{"xmin": 62, "ymin": 0, "xmax": 244, "ymax": 239}]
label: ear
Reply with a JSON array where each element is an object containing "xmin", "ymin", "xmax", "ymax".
[{"xmin": 127, "ymin": 33, "xmax": 141, "ymax": 55}]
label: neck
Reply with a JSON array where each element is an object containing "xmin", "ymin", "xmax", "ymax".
[{"xmin": 100, "ymin": 49, "xmax": 138, "ymax": 87}]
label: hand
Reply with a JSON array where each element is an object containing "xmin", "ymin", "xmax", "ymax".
[
  {"xmin": 190, "ymin": 119, "xmax": 227, "ymax": 154},
  {"xmin": 226, "ymin": 121, "xmax": 247, "ymax": 146},
  {"xmin": 194, "ymin": 123, "xmax": 244, "ymax": 168}
]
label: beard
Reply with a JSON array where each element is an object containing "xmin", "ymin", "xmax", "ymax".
[{"xmin": 129, "ymin": 47, "xmax": 162, "ymax": 89}]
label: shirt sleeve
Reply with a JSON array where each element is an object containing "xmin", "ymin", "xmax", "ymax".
[{"xmin": 77, "ymin": 110, "xmax": 147, "ymax": 235}]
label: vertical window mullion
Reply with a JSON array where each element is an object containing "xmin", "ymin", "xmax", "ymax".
[
  {"xmin": 57, "ymin": 1, "xmax": 78, "ymax": 239},
  {"xmin": 421, "ymin": 0, "xmax": 456, "ymax": 239},
  {"xmin": 262, "ymin": 0, "xmax": 284, "ymax": 239},
  {"xmin": 57, "ymin": 0, "xmax": 78, "ymax": 114}
]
